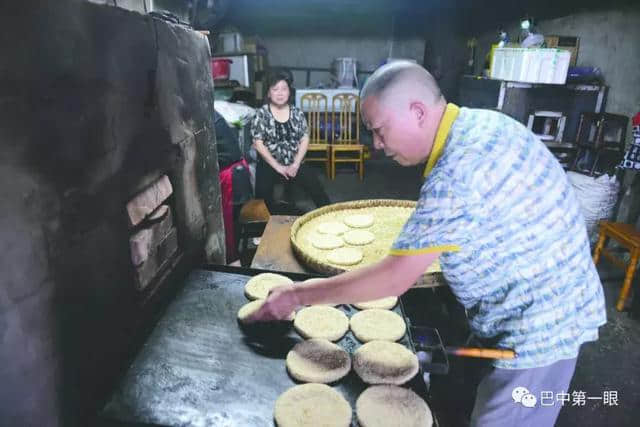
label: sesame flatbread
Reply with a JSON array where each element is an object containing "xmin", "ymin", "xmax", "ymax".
[
  {"xmin": 326, "ymin": 247, "xmax": 363, "ymax": 266},
  {"xmin": 244, "ymin": 273, "xmax": 293, "ymax": 300},
  {"xmin": 350, "ymin": 309, "xmax": 406, "ymax": 342},
  {"xmin": 343, "ymin": 214, "xmax": 374, "ymax": 228},
  {"xmin": 316, "ymin": 221, "xmax": 349, "ymax": 235},
  {"xmin": 286, "ymin": 339, "xmax": 351, "ymax": 383},
  {"xmin": 274, "ymin": 383, "xmax": 351, "ymax": 427},
  {"xmin": 353, "ymin": 296, "xmax": 398, "ymax": 310},
  {"xmin": 309, "ymin": 233, "xmax": 344, "ymax": 250},
  {"xmin": 353, "ymin": 341, "xmax": 419, "ymax": 385},
  {"xmin": 293, "ymin": 306, "xmax": 349, "ymax": 341},
  {"xmin": 356, "ymin": 385, "xmax": 433, "ymax": 427},
  {"xmin": 343, "ymin": 229, "xmax": 375, "ymax": 246}
]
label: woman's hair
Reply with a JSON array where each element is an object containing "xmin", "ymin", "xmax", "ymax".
[{"xmin": 265, "ymin": 69, "xmax": 293, "ymax": 102}]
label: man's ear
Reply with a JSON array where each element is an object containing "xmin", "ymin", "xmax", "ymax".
[{"xmin": 409, "ymin": 101, "xmax": 426, "ymax": 126}]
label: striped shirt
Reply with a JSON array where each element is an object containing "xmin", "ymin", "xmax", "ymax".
[{"xmin": 391, "ymin": 104, "xmax": 607, "ymax": 369}]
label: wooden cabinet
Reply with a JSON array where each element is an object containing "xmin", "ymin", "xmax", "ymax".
[{"xmin": 459, "ymin": 76, "xmax": 607, "ymax": 143}]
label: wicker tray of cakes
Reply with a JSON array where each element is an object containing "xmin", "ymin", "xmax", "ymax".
[{"xmin": 290, "ymin": 199, "xmax": 444, "ymax": 284}]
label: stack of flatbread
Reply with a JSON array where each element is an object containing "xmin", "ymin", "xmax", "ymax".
[{"xmin": 239, "ymin": 273, "xmax": 430, "ymax": 426}]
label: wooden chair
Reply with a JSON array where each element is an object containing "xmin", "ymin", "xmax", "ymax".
[
  {"xmin": 570, "ymin": 113, "xmax": 628, "ymax": 176},
  {"xmin": 330, "ymin": 93, "xmax": 364, "ymax": 180},
  {"xmin": 300, "ymin": 93, "xmax": 331, "ymax": 177},
  {"xmin": 593, "ymin": 220, "xmax": 640, "ymax": 311}
]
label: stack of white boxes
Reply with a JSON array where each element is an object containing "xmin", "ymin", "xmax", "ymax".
[{"xmin": 490, "ymin": 48, "xmax": 571, "ymax": 84}]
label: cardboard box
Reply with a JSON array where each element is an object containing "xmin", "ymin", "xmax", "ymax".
[
  {"xmin": 490, "ymin": 48, "xmax": 571, "ymax": 84},
  {"xmin": 545, "ymin": 35, "xmax": 579, "ymax": 66}
]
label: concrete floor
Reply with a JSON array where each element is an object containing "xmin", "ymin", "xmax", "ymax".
[{"xmin": 284, "ymin": 155, "xmax": 640, "ymax": 426}]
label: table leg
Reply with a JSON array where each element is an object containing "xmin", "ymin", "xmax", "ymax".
[
  {"xmin": 593, "ymin": 229, "xmax": 607, "ymax": 265},
  {"xmin": 617, "ymin": 249, "xmax": 639, "ymax": 311}
]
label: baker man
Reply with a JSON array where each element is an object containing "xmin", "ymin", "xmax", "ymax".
[{"xmin": 248, "ymin": 61, "xmax": 606, "ymax": 426}]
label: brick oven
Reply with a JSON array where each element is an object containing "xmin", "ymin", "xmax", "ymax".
[{"xmin": 0, "ymin": 1, "xmax": 225, "ymax": 425}]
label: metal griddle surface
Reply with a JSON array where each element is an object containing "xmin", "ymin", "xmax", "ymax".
[{"xmin": 101, "ymin": 268, "xmax": 430, "ymax": 426}]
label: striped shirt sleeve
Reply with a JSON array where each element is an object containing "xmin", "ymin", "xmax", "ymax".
[{"xmin": 390, "ymin": 176, "xmax": 469, "ymax": 256}]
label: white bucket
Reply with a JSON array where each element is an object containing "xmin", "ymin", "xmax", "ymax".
[
  {"xmin": 218, "ymin": 32, "xmax": 243, "ymax": 53},
  {"xmin": 386, "ymin": 58, "xmax": 417, "ymax": 64},
  {"xmin": 333, "ymin": 57, "xmax": 358, "ymax": 88}
]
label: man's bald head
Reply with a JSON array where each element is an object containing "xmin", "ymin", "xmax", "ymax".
[
  {"xmin": 360, "ymin": 61, "xmax": 443, "ymax": 106},
  {"xmin": 360, "ymin": 61, "xmax": 448, "ymax": 166}
]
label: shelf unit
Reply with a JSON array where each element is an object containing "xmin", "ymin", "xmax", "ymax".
[{"xmin": 459, "ymin": 76, "xmax": 608, "ymax": 169}]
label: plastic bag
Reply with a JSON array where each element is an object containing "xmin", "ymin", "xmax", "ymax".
[
  {"xmin": 567, "ymin": 171, "xmax": 620, "ymax": 244},
  {"xmin": 214, "ymin": 100, "xmax": 255, "ymax": 126}
]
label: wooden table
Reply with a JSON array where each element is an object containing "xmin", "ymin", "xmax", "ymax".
[
  {"xmin": 251, "ymin": 215, "xmax": 445, "ymax": 289},
  {"xmin": 250, "ymin": 215, "xmax": 312, "ymax": 274}
]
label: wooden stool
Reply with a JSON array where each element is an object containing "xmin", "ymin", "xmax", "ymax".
[
  {"xmin": 236, "ymin": 199, "xmax": 271, "ymax": 266},
  {"xmin": 593, "ymin": 220, "xmax": 640, "ymax": 311}
]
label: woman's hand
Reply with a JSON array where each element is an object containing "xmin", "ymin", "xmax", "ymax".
[
  {"xmin": 253, "ymin": 139, "xmax": 290, "ymax": 180},
  {"xmin": 275, "ymin": 164, "xmax": 290, "ymax": 180},
  {"xmin": 285, "ymin": 162, "xmax": 301, "ymax": 178}
]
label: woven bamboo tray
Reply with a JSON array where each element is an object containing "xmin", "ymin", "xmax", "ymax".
[{"xmin": 291, "ymin": 199, "xmax": 421, "ymax": 275}]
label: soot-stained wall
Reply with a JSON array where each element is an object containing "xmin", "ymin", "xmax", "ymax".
[{"xmin": 0, "ymin": 1, "xmax": 224, "ymax": 425}]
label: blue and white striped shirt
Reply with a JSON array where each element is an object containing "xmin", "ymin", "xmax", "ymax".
[{"xmin": 392, "ymin": 105, "xmax": 607, "ymax": 369}]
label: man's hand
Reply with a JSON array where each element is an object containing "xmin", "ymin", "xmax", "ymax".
[
  {"xmin": 285, "ymin": 162, "xmax": 300, "ymax": 178},
  {"xmin": 245, "ymin": 284, "xmax": 301, "ymax": 322}
]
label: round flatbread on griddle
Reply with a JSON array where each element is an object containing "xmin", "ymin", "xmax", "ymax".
[
  {"xmin": 244, "ymin": 273, "xmax": 293, "ymax": 300},
  {"xmin": 353, "ymin": 296, "xmax": 398, "ymax": 310},
  {"xmin": 356, "ymin": 385, "xmax": 433, "ymax": 427},
  {"xmin": 350, "ymin": 309, "xmax": 406, "ymax": 342},
  {"xmin": 274, "ymin": 383, "xmax": 351, "ymax": 427},
  {"xmin": 237, "ymin": 299, "xmax": 295, "ymax": 323},
  {"xmin": 293, "ymin": 306, "xmax": 349, "ymax": 341},
  {"xmin": 353, "ymin": 340, "xmax": 419, "ymax": 385},
  {"xmin": 286, "ymin": 338, "xmax": 351, "ymax": 383}
]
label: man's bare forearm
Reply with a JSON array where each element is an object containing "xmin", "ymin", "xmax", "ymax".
[{"xmin": 292, "ymin": 252, "xmax": 439, "ymax": 306}]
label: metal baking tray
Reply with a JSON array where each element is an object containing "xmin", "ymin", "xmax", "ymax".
[{"xmin": 99, "ymin": 265, "xmax": 437, "ymax": 427}]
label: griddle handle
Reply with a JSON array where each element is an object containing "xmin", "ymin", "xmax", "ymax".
[{"xmin": 445, "ymin": 346, "xmax": 517, "ymax": 359}]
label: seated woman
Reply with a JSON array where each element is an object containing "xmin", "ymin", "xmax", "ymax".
[{"xmin": 250, "ymin": 70, "xmax": 330, "ymax": 214}]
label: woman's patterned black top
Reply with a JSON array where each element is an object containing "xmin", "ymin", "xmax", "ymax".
[{"xmin": 250, "ymin": 104, "xmax": 308, "ymax": 166}]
